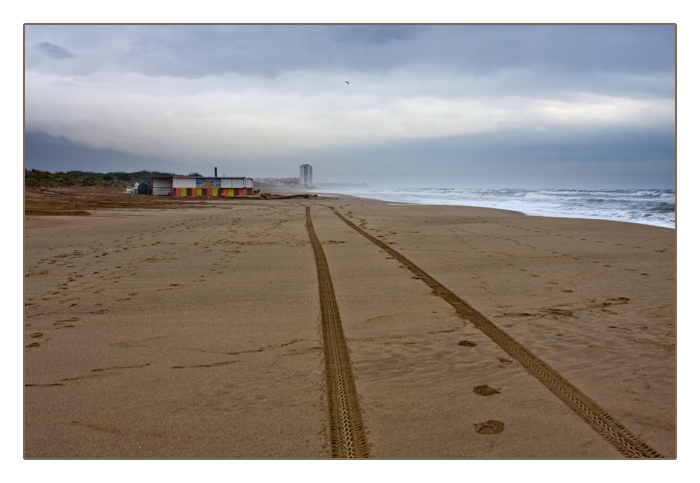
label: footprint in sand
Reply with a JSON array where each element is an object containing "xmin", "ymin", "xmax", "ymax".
[
  {"xmin": 458, "ymin": 340, "xmax": 477, "ymax": 347},
  {"xmin": 473, "ymin": 385, "xmax": 501, "ymax": 396},
  {"xmin": 474, "ymin": 420, "xmax": 505, "ymax": 434},
  {"xmin": 498, "ymin": 357, "xmax": 513, "ymax": 367}
]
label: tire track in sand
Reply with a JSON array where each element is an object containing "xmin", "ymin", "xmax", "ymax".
[
  {"xmin": 330, "ymin": 207, "xmax": 662, "ymax": 459},
  {"xmin": 305, "ymin": 207, "xmax": 369, "ymax": 458}
]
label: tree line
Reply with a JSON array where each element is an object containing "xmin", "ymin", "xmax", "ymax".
[{"xmin": 24, "ymin": 169, "xmax": 192, "ymax": 187}]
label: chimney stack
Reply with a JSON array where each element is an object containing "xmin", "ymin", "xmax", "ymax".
[{"xmin": 215, "ymin": 167, "xmax": 218, "ymax": 177}]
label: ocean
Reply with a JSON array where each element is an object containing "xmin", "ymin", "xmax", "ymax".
[{"xmin": 319, "ymin": 187, "xmax": 676, "ymax": 229}]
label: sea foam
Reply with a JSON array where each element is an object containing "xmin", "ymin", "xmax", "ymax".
[{"xmin": 319, "ymin": 187, "xmax": 676, "ymax": 229}]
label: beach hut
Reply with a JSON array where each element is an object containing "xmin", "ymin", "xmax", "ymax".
[{"xmin": 149, "ymin": 176, "xmax": 254, "ymax": 197}]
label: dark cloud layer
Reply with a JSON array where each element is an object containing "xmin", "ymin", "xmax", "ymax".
[
  {"xmin": 24, "ymin": 131, "xmax": 171, "ymax": 173},
  {"xmin": 35, "ymin": 41, "xmax": 77, "ymax": 59},
  {"xmin": 296, "ymin": 125, "xmax": 675, "ymax": 188},
  {"xmin": 25, "ymin": 25, "xmax": 675, "ymax": 79}
]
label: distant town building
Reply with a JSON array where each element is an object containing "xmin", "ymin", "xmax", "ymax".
[
  {"xmin": 254, "ymin": 177, "xmax": 300, "ymax": 186},
  {"xmin": 146, "ymin": 175, "xmax": 254, "ymax": 197},
  {"xmin": 300, "ymin": 164, "xmax": 313, "ymax": 187},
  {"xmin": 314, "ymin": 182, "xmax": 369, "ymax": 189}
]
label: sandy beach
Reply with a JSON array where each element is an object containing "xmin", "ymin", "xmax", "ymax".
[{"xmin": 23, "ymin": 187, "xmax": 676, "ymax": 459}]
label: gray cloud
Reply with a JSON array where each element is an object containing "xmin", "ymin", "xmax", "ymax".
[
  {"xmin": 35, "ymin": 41, "xmax": 77, "ymax": 59},
  {"xmin": 24, "ymin": 25, "xmax": 675, "ymax": 81},
  {"xmin": 325, "ymin": 24, "xmax": 430, "ymax": 45},
  {"xmin": 24, "ymin": 130, "xmax": 174, "ymax": 173}
]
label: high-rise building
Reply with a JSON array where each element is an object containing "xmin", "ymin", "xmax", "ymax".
[{"xmin": 300, "ymin": 164, "xmax": 313, "ymax": 187}]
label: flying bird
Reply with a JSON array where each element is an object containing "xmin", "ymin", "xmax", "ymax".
[{"xmin": 345, "ymin": 81, "xmax": 349, "ymax": 84}]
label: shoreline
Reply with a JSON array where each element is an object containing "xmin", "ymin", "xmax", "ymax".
[
  {"xmin": 26, "ymin": 184, "xmax": 676, "ymax": 230},
  {"xmin": 309, "ymin": 187, "xmax": 676, "ymax": 230},
  {"xmin": 23, "ymin": 188, "xmax": 676, "ymax": 458}
]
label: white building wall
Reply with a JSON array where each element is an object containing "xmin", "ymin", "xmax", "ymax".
[
  {"xmin": 164, "ymin": 177, "xmax": 249, "ymax": 190},
  {"xmin": 152, "ymin": 178, "xmax": 173, "ymax": 188},
  {"xmin": 173, "ymin": 178, "xmax": 197, "ymax": 188},
  {"xmin": 221, "ymin": 178, "xmax": 246, "ymax": 188}
]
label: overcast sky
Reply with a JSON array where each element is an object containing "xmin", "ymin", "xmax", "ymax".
[{"xmin": 24, "ymin": 24, "xmax": 676, "ymax": 188}]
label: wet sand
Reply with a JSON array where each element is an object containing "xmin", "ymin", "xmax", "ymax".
[{"xmin": 23, "ymin": 189, "xmax": 676, "ymax": 459}]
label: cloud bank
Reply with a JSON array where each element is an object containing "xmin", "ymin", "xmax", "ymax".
[{"xmin": 24, "ymin": 24, "xmax": 675, "ymax": 188}]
